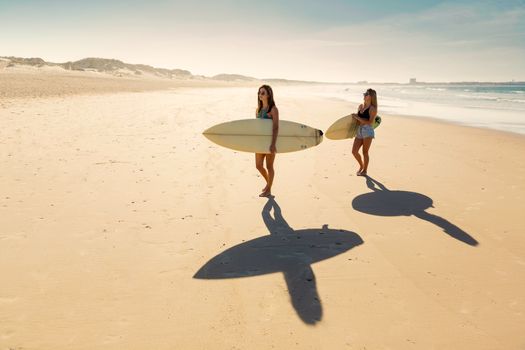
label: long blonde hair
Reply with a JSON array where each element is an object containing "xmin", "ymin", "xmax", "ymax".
[{"xmin": 366, "ymin": 88, "xmax": 378, "ymax": 108}]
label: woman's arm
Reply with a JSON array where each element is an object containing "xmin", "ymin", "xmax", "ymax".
[
  {"xmin": 353, "ymin": 106, "xmax": 376, "ymax": 125},
  {"xmin": 353, "ymin": 115, "xmax": 367, "ymax": 124},
  {"xmin": 368, "ymin": 106, "xmax": 377, "ymax": 125},
  {"xmin": 269, "ymin": 107, "xmax": 279, "ymax": 153},
  {"xmin": 369, "ymin": 106, "xmax": 377, "ymax": 124},
  {"xmin": 352, "ymin": 104, "xmax": 363, "ymax": 122}
]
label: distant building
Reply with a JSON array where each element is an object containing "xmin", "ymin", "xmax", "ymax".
[
  {"xmin": 409, "ymin": 78, "xmax": 417, "ymax": 84},
  {"xmin": 357, "ymin": 80, "xmax": 368, "ymax": 84}
]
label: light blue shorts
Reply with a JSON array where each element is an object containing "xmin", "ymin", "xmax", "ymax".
[{"xmin": 356, "ymin": 124, "xmax": 375, "ymax": 139}]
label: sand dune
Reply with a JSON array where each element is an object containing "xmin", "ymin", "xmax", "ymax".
[{"xmin": 0, "ymin": 66, "xmax": 259, "ymax": 104}]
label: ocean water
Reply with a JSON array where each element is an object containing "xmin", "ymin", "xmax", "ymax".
[{"xmin": 283, "ymin": 84, "xmax": 525, "ymax": 136}]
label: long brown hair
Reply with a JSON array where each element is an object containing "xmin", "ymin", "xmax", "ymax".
[
  {"xmin": 366, "ymin": 88, "xmax": 378, "ymax": 108},
  {"xmin": 257, "ymin": 85, "xmax": 276, "ymax": 114}
]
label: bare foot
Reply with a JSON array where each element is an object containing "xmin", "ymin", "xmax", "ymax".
[
  {"xmin": 357, "ymin": 171, "xmax": 367, "ymax": 176},
  {"xmin": 356, "ymin": 168, "xmax": 363, "ymax": 175},
  {"xmin": 261, "ymin": 185, "xmax": 269, "ymax": 192},
  {"xmin": 259, "ymin": 189, "xmax": 271, "ymax": 197}
]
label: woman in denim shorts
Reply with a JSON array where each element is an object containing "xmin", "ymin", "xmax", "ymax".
[{"xmin": 351, "ymin": 88, "xmax": 377, "ymax": 176}]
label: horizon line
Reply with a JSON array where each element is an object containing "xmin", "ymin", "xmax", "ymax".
[{"xmin": 2, "ymin": 54, "xmax": 524, "ymax": 85}]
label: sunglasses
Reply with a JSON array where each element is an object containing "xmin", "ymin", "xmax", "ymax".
[
  {"xmin": 363, "ymin": 92, "xmax": 369, "ymax": 97},
  {"xmin": 258, "ymin": 91, "xmax": 266, "ymax": 96}
]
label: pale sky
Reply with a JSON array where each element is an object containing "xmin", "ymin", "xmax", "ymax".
[{"xmin": 1, "ymin": 0, "xmax": 524, "ymax": 82}]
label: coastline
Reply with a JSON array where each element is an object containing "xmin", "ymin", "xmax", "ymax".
[
  {"xmin": 279, "ymin": 83, "xmax": 525, "ymax": 136},
  {"xmin": 382, "ymin": 112, "xmax": 525, "ymax": 140}
]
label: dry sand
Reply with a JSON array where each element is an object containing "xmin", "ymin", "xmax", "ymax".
[{"xmin": 1, "ymin": 71, "xmax": 524, "ymax": 349}]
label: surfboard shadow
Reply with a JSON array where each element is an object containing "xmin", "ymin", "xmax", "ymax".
[
  {"xmin": 194, "ymin": 197, "xmax": 364, "ymax": 325},
  {"xmin": 352, "ymin": 176, "xmax": 478, "ymax": 246}
]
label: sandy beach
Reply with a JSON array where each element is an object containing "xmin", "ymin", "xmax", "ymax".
[{"xmin": 1, "ymin": 70, "xmax": 525, "ymax": 349}]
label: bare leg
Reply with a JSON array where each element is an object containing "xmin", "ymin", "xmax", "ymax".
[
  {"xmin": 255, "ymin": 153, "xmax": 269, "ymax": 192},
  {"xmin": 352, "ymin": 138, "xmax": 364, "ymax": 174},
  {"xmin": 361, "ymin": 137, "xmax": 373, "ymax": 175},
  {"xmin": 261, "ymin": 153, "xmax": 276, "ymax": 196}
]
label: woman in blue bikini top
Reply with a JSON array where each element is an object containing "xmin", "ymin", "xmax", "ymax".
[{"xmin": 255, "ymin": 85, "xmax": 279, "ymax": 197}]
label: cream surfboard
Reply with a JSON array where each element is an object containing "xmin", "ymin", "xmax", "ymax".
[
  {"xmin": 325, "ymin": 115, "xmax": 382, "ymax": 140},
  {"xmin": 203, "ymin": 119, "xmax": 323, "ymax": 154}
]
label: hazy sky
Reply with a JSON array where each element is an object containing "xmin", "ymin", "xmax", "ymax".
[{"xmin": 1, "ymin": 0, "xmax": 524, "ymax": 82}]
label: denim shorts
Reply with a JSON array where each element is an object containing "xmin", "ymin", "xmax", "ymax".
[{"xmin": 356, "ymin": 124, "xmax": 375, "ymax": 139}]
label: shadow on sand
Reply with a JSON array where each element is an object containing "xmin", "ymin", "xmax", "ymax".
[
  {"xmin": 194, "ymin": 197, "xmax": 363, "ymax": 325},
  {"xmin": 352, "ymin": 176, "xmax": 478, "ymax": 246}
]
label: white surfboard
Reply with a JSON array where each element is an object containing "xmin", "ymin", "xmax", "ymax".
[
  {"xmin": 325, "ymin": 115, "xmax": 382, "ymax": 140},
  {"xmin": 203, "ymin": 119, "xmax": 323, "ymax": 154}
]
